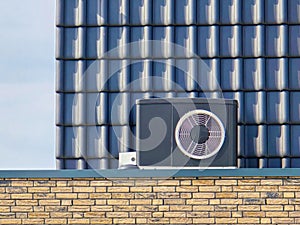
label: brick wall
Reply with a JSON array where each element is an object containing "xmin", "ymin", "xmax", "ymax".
[{"xmin": 0, "ymin": 176, "xmax": 300, "ymax": 224}]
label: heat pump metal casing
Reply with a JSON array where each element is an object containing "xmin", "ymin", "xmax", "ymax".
[{"xmin": 136, "ymin": 98, "xmax": 238, "ymax": 168}]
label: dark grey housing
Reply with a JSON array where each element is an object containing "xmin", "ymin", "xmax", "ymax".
[
  {"xmin": 136, "ymin": 98, "xmax": 237, "ymax": 168},
  {"xmin": 56, "ymin": 0, "xmax": 300, "ymax": 169}
]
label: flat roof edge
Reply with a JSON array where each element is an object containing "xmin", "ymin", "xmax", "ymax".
[{"xmin": 0, "ymin": 169, "xmax": 299, "ymax": 178}]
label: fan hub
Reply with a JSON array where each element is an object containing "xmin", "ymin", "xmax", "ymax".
[{"xmin": 190, "ymin": 125, "xmax": 210, "ymax": 144}]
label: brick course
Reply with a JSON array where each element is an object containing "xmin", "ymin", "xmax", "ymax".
[{"xmin": 0, "ymin": 177, "xmax": 300, "ymax": 224}]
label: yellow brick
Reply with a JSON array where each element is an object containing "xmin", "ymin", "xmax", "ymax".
[
  {"xmin": 286, "ymin": 192, "xmax": 296, "ymax": 198},
  {"xmin": 113, "ymin": 218, "xmax": 135, "ymax": 224},
  {"xmin": 215, "ymin": 180, "xmax": 237, "ymax": 186},
  {"xmin": 170, "ymin": 218, "xmax": 192, "ymax": 224},
  {"xmin": 180, "ymin": 180, "xmax": 192, "ymax": 185},
  {"xmin": 11, "ymin": 181, "xmax": 33, "ymax": 187},
  {"xmin": 136, "ymin": 193, "xmax": 156, "ymax": 199},
  {"xmin": 34, "ymin": 180, "xmax": 56, "ymax": 187},
  {"xmin": 39, "ymin": 200, "xmax": 60, "ymax": 205},
  {"xmin": 16, "ymin": 200, "xmax": 37, "ymax": 206},
  {"xmin": 284, "ymin": 205, "xmax": 295, "ymax": 211},
  {"xmin": 192, "ymin": 179, "xmax": 214, "ymax": 186},
  {"xmin": 84, "ymin": 212, "xmax": 105, "ymax": 218},
  {"xmin": 111, "ymin": 179, "xmax": 134, "ymax": 186},
  {"xmin": 0, "ymin": 213, "xmax": 14, "ymax": 219},
  {"xmin": 55, "ymin": 193, "xmax": 77, "ymax": 199},
  {"xmin": 51, "ymin": 187, "xmax": 72, "ymax": 193},
  {"xmin": 77, "ymin": 193, "xmax": 89, "ymax": 199},
  {"xmin": 186, "ymin": 211, "xmax": 209, "ymax": 217},
  {"xmin": 152, "ymin": 199, "xmax": 163, "ymax": 205},
  {"xmin": 193, "ymin": 205, "xmax": 214, "ymax": 211},
  {"xmin": 11, "ymin": 206, "xmax": 33, "ymax": 212},
  {"xmin": 216, "ymin": 192, "xmax": 237, "ymax": 198},
  {"xmin": 233, "ymin": 186, "xmax": 255, "ymax": 192},
  {"xmin": 221, "ymin": 199, "xmax": 242, "ymax": 204},
  {"xmin": 266, "ymin": 198, "xmax": 288, "ymax": 204},
  {"xmin": 0, "ymin": 219, "xmax": 20, "ymax": 224},
  {"xmin": 136, "ymin": 218, "xmax": 147, "ymax": 224},
  {"xmin": 260, "ymin": 179, "xmax": 282, "ymax": 185},
  {"xmin": 90, "ymin": 180, "xmax": 112, "ymax": 186},
  {"xmin": 238, "ymin": 218, "xmax": 260, "ymax": 224},
  {"xmin": 238, "ymin": 192, "xmax": 260, "ymax": 198},
  {"xmin": 56, "ymin": 181, "xmax": 67, "ymax": 187},
  {"xmin": 180, "ymin": 193, "xmax": 192, "ymax": 198},
  {"xmin": 6, "ymin": 187, "xmax": 27, "ymax": 193},
  {"xmin": 170, "ymin": 205, "xmax": 192, "ymax": 211},
  {"xmin": 232, "ymin": 211, "xmax": 243, "ymax": 217},
  {"xmin": 238, "ymin": 205, "xmax": 261, "ymax": 211},
  {"xmin": 266, "ymin": 211, "xmax": 288, "ymax": 217},
  {"xmin": 95, "ymin": 187, "xmax": 107, "ymax": 192},
  {"xmin": 243, "ymin": 211, "xmax": 265, "ymax": 217},
  {"xmin": 45, "ymin": 219, "xmax": 67, "ymax": 224},
  {"xmin": 147, "ymin": 217, "xmax": 169, "ymax": 224},
  {"xmin": 215, "ymin": 205, "xmax": 237, "ymax": 211},
  {"xmin": 95, "ymin": 199, "xmax": 106, "ymax": 204},
  {"xmin": 260, "ymin": 218, "xmax": 271, "ymax": 224},
  {"xmin": 114, "ymin": 205, "xmax": 136, "ymax": 212},
  {"xmin": 90, "ymin": 205, "xmax": 113, "ymax": 212},
  {"xmin": 61, "ymin": 200, "xmax": 72, "ymax": 206},
  {"xmin": 186, "ymin": 199, "xmax": 208, "ymax": 205},
  {"xmin": 73, "ymin": 199, "xmax": 94, "ymax": 205},
  {"xmin": 33, "ymin": 193, "xmax": 55, "ymax": 199},
  {"xmin": 106, "ymin": 212, "xmax": 128, "ymax": 218},
  {"xmin": 0, "ymin": 207, "xmax": 11, "ymax": 212},
  {"xmin": 289, "ymin": 211, "xmax": 300, "ymax": 217},
  {"xmin": 261, "ymin": 205, "xmax": 283, "ymax": 211},
  {"xmin": 68, "ymin": 218, "xmax": 90, "ymax": 224},
  {"xmin": 90, "ymin": 193, "xmax": 111, "ymax": 199},
  {"xmin": 22, "ymin": 219, "xmax": 44, "ymax": 224},
  {"xmin": 73, "ymin": 187, "xmax": 95, "ymax": 192},
  {"xmin": 68, "ymin": 181, "xmax": 90, "ymax": 186},
  {"xmin": 158, "ymin": 205, "xmax": 169, "ymax": 211},
  {"xmin": 90, "ymin": 218, "xmax": 112, "ymax": 224},
  {"xmin": 256, "ymin": 185, "xmax": 278, "ymax": 192},
  {"xmin": 279, "ymin": 185, "xmax": 300, "ymax": 191},
  {"xmin": 11, "ymin": 194, "xmax": 32, "ymax": 199},
  {"xmin": 130, "ymin": 187, "xmax": 152, "ymax": 192},
  {"xmin": 199, "ymin": 186, "xmax": 221, "ymax": 192},
  {"xmin": 272, "ymin": 218, "xmax": 294, "ymax": 224},
  {"xmin": 215, "ymin": 218, "xmax": 237, "ymax": 224},
  {"xmin": 153, "ymin": 186, "xmax": 175, "ymax": 192},
  {"xmin": 221, "ymin": 186, "xmax": 233, "ymax": 192},
  {"xmin": 112, "ymin": 193, "xmax": 134, "ymax": 199},
  {"xmin": 157, "ymin": 192, "xmax": 179, "ymax": 198},
  {"xmin": 50, "ymin": 212, "xmax": 72, "ymax": 218},
  {"xmin": 135, "ymin": 180, "xmax": 157, "ymax": 186},
  {"xmin": 28, "ymin": 212, "xmax": 49, "ymax": 218},
  {"xmin": 164, "ymin": 199, "xmax": 185, "ymax": 205},
  {"xmin": 130, "ymin": 212, "xmax": 152, "ymax": 218},
  {"xmin": 164, "ymin": 212, "xmax": 185, "ymax": 217},
  {"xmin": 135, "ymin": 205, "xmax": 157, "ymax": 212},
  {"xmin": 152, "ymin": 212, "xmax": 163, "ymax": 217},
  {"xmin": 157, "ymin": 180, "xmax": 180, "ymax": 186},
  {"xmin": 45, "ymin": 206, "xmax": 68, "ymax": 212},
  {"xmin": 209, "ymin": 199, "xmax": 220, "ymax": 205},
  {"xmin": 130, "ymin": 199, "xmax": 151, "ymax": 205},
  {"xmin": 192, "ymin": 218, "xmax": 215, "ymax": 224},
  {"xmin": 28, "ymin": 187, "xmax": 50, "ymax": 193},
  {"xmin": 68, "ymin": 206, "xmax": 90, "ymax": 212},
  {"xmin": 210, "ymin": 211, "xmax": 231, "ymax": 217},
  {"xmin": 176, "ymin": 186, "xmax": 198, "ymax": 192},
  {"xmin": 107, "ymin": 199, "xmax": 129, "ymax": 205},
  {"xmin": 107, "ymin": 187, "xmax": 129, "ymax": 193},
  {"xmin": 0, "ymin": 194, "xmax": 10, "ymax": 199},
  {"xmin": 33, "ymin": 206, "xmax": 45, "ymax": 212}
]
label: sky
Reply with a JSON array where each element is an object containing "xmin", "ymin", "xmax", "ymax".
[{"xmin": 0, "ymin": 0, "xmax": 55, "ymax": 169}]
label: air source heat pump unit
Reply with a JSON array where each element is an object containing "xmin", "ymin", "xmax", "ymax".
[{"xmin": 136, "ymin": 98, "xmax": 238, "ymax": 168}]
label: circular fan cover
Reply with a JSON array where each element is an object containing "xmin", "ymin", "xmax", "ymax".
[{"xmin": 175, "ymin": 109, "xmax": 225, "ymax": 159}]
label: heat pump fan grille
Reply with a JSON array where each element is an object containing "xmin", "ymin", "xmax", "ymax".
[{"xmin": 175, "ymin": 110, "xmax": 225, "ymax": 159}]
